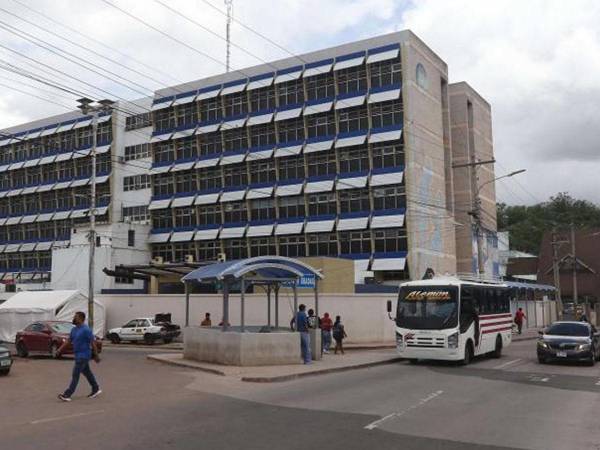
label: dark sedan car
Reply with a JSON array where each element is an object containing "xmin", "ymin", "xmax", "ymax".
[
  {"xmin": 537, "ymin": 321, "xmax": 600, "ymax": 365},
  {"xmin": 15, "ymin": 321, "xmax": 102, "ymax": 358},
  {"xmin": 0, "ymin": 342, "xmax": 11, "ymax": 375}
]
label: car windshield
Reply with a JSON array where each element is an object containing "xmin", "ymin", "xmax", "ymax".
[
  {"xmin": 396, "ymin": 286, "xmax": 459, "ymax": 330},
  {"xmin": 545, "ymin": 323, "xmax": 589, "ymax": 337},
  {"xmin": 50, "ymin": 323, "xmax": 75, "ymax": 334}
]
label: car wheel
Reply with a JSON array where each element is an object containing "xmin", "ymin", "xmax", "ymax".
[
  {"xmin": 492, "ymin": 335, "xmax": 502, "ymax": 358},
  {"xmin": 109, "ymin": 334, "xmax": 121, "ymax": 345},
  {"xmin": 50, "ymin": 343, "xmax": 61, "ymax": 359},
  {"xmin": 16, "ymin": 341, "xmax": 28, "ymax": 358},
  {"xmin": 461, "ymin": 341, "xmax": 474, "ymax": 366},
  {"xmin": 144, "ymin": 334, "xmax": 155, "ymax": 345}
]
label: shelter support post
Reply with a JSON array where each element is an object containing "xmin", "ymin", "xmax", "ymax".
[
  {"xmin": 185, "ymin": 282, "xmax": 190, "ymax": 327},
  {"xmin": 293, "ymin": 283, "xmax": 298, "ymax": 318},
  {"xmin": 275, "ymin": 285, "xmax": 279, "ymax": 328},
  {"xmin": 223, "ymin": 282, "xmax": 230, "ymax": 331},
  {"xmin": 240, "ymin": 277, "xmax": 245, "ymax": 332},
  {"xmin": 267, "ymin": 285, "xmax": 272, "ymax": 328},
  {"xmin": 314, "ymin": 278, "xmax": 319, "ymax": 317}
]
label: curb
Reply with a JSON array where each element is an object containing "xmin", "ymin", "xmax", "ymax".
[{"xmin": 146, "ymin": 354, "xmax": 226, "ymax": 376}]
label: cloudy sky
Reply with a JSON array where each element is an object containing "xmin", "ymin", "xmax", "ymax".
[{"xmin": 0, "ymin": 0, "xmax": 598, "ymax": 205}]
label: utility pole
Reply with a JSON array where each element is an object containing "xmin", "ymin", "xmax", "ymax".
[
  {"xmin": 551, "ymin": 230, "xmax": 565, "ymax": 320},
  {"xmin": 570, "ymin": 223, "xmax": 578, "ymax": 304},
  {"xmin": 77, "ymin": 98, "xmax": 114, "ymax": 329},
  {"xmin": 224, "ymin": 0, "xmax": 233, "ymax": 73}
]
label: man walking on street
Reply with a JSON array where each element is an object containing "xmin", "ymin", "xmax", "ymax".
[
  {"xmin": 57, "ymin": 311, "xmax": 101, "ymax": 402},
  {"xmin": 514, "ymin": 307, "xmax": 526, "ymax": 335},
  {"xmin": 295, "ymin": 304, "xmax": 312, "ymax": 364},
  {"xmin": 321, "ymin": 312, "xmax": 333, "ymax": 354}
]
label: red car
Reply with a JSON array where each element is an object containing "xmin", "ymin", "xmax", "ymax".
[{"xmin": 15, "ymin": 321, "xmax": 103, "ymax": 359}]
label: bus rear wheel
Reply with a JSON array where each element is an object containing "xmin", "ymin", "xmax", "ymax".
[
  {"xmin": 492, "ymin": 335, "xmax": 502, "ymax": 358},
  {"xmin": 461, "ymin": 341, "xmax": 474, "ymax": 366}
]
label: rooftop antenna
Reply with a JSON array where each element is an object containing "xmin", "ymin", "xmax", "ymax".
[{"xmin": 224, "ymin": 0, "xmax": 233, "ymax": 72}]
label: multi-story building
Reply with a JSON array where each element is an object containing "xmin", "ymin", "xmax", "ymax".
[{"xmin": 0, "ymin": 30, "xmax": 497, "ymax": 293}]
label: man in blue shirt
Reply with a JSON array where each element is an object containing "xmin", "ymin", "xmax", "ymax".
[
  {"xmin": 57, "ymin": 311, "xmax": 101, "ymax": 402},
  {"xmin": 295, "ymin": 304, "xmax": 312, "ymax": 364}
]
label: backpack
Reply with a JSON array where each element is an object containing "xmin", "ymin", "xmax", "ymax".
[{"xmin": 333, "ymin": 323, "xmax": 344, "ymax": 340}]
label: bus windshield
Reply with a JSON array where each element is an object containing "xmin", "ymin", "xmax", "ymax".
[{"xmin": 396, "ymin": 286, "xmax": 459, "ymax": 330}]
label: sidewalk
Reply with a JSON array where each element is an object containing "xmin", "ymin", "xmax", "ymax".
[
  {"xmin": 148, "ymin": 349, "xmax": 402, "ymax": 383},
  {"xmin": 512, "ymin": 327, "xmax": 542, "ymax": 342}
]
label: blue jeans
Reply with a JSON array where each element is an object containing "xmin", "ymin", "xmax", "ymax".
[
  {"xmin": 64, "ymin": 358, "xmax": 99, "ymax": 397},
  {"xmin": 300, "ymin": 332, "xmax": 312, "ymax": 364},
  {"xmin": 322, "ymin": 330, "xmax": 332, "ymax": 352}
]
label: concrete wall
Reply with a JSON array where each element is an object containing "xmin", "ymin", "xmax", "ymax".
[{"xmin": 98, "ymin": 293, "xmax": 398, "ymax": 344}]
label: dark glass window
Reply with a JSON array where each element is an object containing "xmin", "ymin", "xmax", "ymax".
[
  {"xmin": 152, "ymin": 209, "xmax": 172, "ymax": 229},
  {"xmin": 307, "ymin": 193, "xmax": 336, "ymax": 216},
  {"xmin": 371, "ymin": 100, "xmax": 403, "ymax": 129},
  {"xmin": 174, "ymin": 207, "xmax": 196, "ymax": 228},
  {"xmin": 176, "ymin": 103, "xmax": 197, "ymax": 128},
  {"xmin": 337, "ymin": 106, "xmax": 368, "ymax": 133},
  {"xmin": 197, "ymin": 204, "xmax": 222, "ymax": 226},
  {"xmin": 306, "ymin": 113, "xmax": 336, "ymax": 138},
  {"xmin": 151, "ymin": 243, "xmax": 172, "ymax": 262},
  {"xmin": 339, "ymin": 188, "xmax": 370, "ymax": 213},
  {"xmin": 154, "ymin": 141, "xmax": 175, "ymax": 164},
  {"xmin": 370, "ymin": 59, "xmax": 402, "ymax": 88},
  {"xmin": 199, "ymin": 97, "xmax": 222, "ymax": 123},
  {"xmin": 277, "ymin": 118, "xmax": 304, "ymax": 143},
  {"xmin": 372, "ymin": 143, "xmax": 404, "ymax": 169},
  {"xmin": 337, "ymin": 65, "xmax": 367, "ymax": 95},
  {"xmin": 306, "ymin": 152, "xmax": 336, "ymax": 177},
  {"xmin": 373, "ymin": 186, "xmax": 405, "ymax": 210},
  {"xmin": 174, "ymin": 137, "xmax": 198, "ymax": 160},
  {"xmin": 249, "ymin": 123, "xmax": 276, "ymax": 147},
  {"xmin": 175, "ymin": 171, "xmax": 196, "ymax": 193},
  {"xmin": 338, "ymin": 146, "xmax": 369, "ymax": 173},
  {"xmin": 199, "ymin": 132, "xmax": 222, "ymax": 156},
  {"xmin": 249, "ymin": 237, "xmax": 276, "ymax": 257},
  {"xmin": 154, "ymin": 107, "xmax": 176, "ymax": 132},
  {"xmin": 153, "ymin": 173, "xmax": 174, "ymax": 197},
  {"xmin": 305, "ymin": 73, "xmax": 335, "ymax": 101},
  {"xmin": 223, "ymin": 165, "xmax": 248, "ymax": 187},
  {"xmin": 250, "ymin": 88, "xmax": 275, "ymax": 112},
  {"xmin": 197, "ymin": 240, "xmax": 220, "ymax": 261},
  {"xmin": 223, "ymin": 93, "xmax": 248, "ymax": 117},
  {"xmin": 125, "ymin": 112, "xmax": 152, "ymax": 131},
  {"xmin": 278, "ymin": 155, "xmax": 304, "ymax": 180},
  {"xmin": 278, "ymin": 196, "xmax": 305, "ymax": 219},
  {"xmin": 197, "ymin": 168, "xmax": 222, "ymax": 191},
  {"xmin": 340, "ymin": 230, "xmax": 371, "ymax": 254},
  {"xmin": 249, "ymin": 160, "xmax": 276, "ymax": 184},
  {"xmin": 373, "ymin": 228, "xmax": 407, "ymax": 253},
  {"xmin": 223, "ymin": 202, "xmax": 247, "ymax": 223},
  {"xmin": 307, "ymin": 233, "xmax": 338, "ymax": 256},
  {"xmin": 223, "ymin": 239, "xmax": 247, "ymax": 260},
  {"xmin": 223, "ymin": 128, "xmax": 247, "ymax": 151},
  {"xmin": 250, "ymin": 198, "xmax": 275, "ymax": 221},
  {"xmin": 277, "ymin": 79, "xmax": 304, "ymax": 106},
  {"xmin": 279, "ymin": 235, "xmax": 306, "ymax": 257}
]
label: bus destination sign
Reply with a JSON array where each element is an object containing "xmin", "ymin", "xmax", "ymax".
[{"xmin": 405, "ymin": 290, "xmax": 452, "ymax": 301}]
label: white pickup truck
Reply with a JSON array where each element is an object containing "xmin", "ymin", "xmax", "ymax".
[{"xmin": 107, "ymin": 317, "xmax": 180, "ymax": 345}]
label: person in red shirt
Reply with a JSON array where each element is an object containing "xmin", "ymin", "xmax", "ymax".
[
  {"xmin": 320, "ymin": 312, "xmax": 333, "ymax": 354},
  {"xmin": 514, "ymin": 308, "xmax": 526, "ymax": 334}
]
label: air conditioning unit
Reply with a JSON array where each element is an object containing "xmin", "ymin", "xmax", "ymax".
[
  {"xmin": 217, "ymin": 253, "xmax": 227, "ymax": 262},
  {"xmin": 185, "ymin": 254, "xmax": 195, "ymax": 263},
  {"xmin": 152, "ymin": 256, "xmax": 164, "ymax": 265}
]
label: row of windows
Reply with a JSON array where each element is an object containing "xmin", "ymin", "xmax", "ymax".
[
  {"xmin": 0, "ymin": 153, "xmax": 111, "ymax": 191},
  {"xmin": 122, "ymin": 205, "xmax": 150, "ymax": 224},
  {"xmin": 0, "ymin": 251, "xmax": 51, "ymax": 271},
  {"xmin": 0, "ymin": 186, "xmax": 110, "ymax": 217},
  {"xmin": 125, "ymin": 113, "xmax": 152, "ymax": 131},
  {"xmin": 154, "ymin": 59, "xmax": 401, "ymax": 131},
  {"xmin": 0, "ymin": 123, "xmax": 112, "ymax": 165},
  {"xmin": 124, "ymin": 143, "xmax": 151, "ymax": 161},
  {"xmin": 154, "ymin": 100, "xmax": 402, "ymax": 162},
  {"xmin": 123, "ymin": 174, "xmax": 150, "ymax": 192},
  {"xmin": 153, "ymin": 143, "xmax": 403, "ymax": 196},
  {"xmin": 151, "ymin": 186, "xmax": 405, "ymax": 229},
  {"xmin": 0, "ymin": 212, "xmax": 109, "ymax": 242},
  {"xmin": 151, "ymin": 228, "xmax": 407, "ymax": 262}
]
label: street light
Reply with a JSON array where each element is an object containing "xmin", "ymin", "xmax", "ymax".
[
  {"xmin": 472, "ymin": 169, "xmax": 526, "ymax": 277},
  {"xmin": 76, "ymin": 98, "xmax": 114, "ymax": 329}
]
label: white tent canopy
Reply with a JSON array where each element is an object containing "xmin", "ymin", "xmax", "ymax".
[{"xmin": 0, "ymin": 290, "xmax": 105, "ymax": 343}]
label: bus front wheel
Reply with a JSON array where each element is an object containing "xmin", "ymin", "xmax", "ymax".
[{"xmin": 461, "ymin": 341, "xmax": 474, "ymax": 366}]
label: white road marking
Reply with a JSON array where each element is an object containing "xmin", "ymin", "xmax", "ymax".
[
  {"xmin": 493, "ymin": 358, "xmax": 522, "ymax": 370},
  {"xmin": 528, "ymin": 375, "xmax": 551, "ymax": 383},
  {"xmin": 31, "ymin": 410, "xmax": 105, "ymax": 425},
  {"xmin": 595, "ymin": 380, "xmax": 600, "ymax": 386},
  {"xmin": 364, "ymin": 390, "xmax": 444, "ymax": 430}
]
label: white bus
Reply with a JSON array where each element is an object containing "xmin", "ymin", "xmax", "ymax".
[{"xmin": 387, "ymin": 277, "xmax": 513, "ymax": 364}]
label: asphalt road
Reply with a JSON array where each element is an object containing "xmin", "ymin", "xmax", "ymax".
[{"xmin": 2, "ymin": 340, "xmax": 600, "ymax": 450}]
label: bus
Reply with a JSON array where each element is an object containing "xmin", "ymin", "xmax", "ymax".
[{"xmin": 387, "ymin": 277, "xmax": 513, "ymax": 364}]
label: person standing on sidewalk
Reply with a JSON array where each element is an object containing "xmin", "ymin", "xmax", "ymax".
[
  {"xmin": 295, "ymin": 304, "xmax": 312, "ymax": 364},
  {"xmin": 321, "ymin": 312, "xmax": 333, "ymax": 354},
  {"xmin": 201, "ymin": 312, "xmax": 212, "ymax": 327},
  {"xmin": 333, "ymin": 315, "xmax": 347, "ymax": 355},
  {"xmin": 58, "ymin": 311, "xmax": 101, "ymax": 402},
  {"xmin": 514, "ymin": 308, "xmax": 526, "ymax": 335}
]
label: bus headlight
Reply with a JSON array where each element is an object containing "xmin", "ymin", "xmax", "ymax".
[{"xmin": 448, "ymin": 332, "xmax": 459, "ymax": 349}]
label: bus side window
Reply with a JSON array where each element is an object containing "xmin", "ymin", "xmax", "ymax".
[{"xmin": 460, "ymin": 287, "xmax": 475, "ymax": 333}]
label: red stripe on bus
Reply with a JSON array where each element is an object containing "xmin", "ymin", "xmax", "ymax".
[
  {"xmin": 479, "ymin": 313, "xmax": 512, "ymax": 319},
  {"xmin": 481, "ymin": 326, "xmax": 512, "ymax": 334},
  {"xmin": 480, "ymin": 320, "xmax": 513, "ymax": 327}
]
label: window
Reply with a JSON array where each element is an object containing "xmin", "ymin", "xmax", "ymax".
[
  {"xmin": 223, "ymin": 92, "xmax": 248, "ymax": 117},
  {"xmin": 10, "ymin": 197, "xmax": 24, "ymax": 215},
  {"xmin": 372, "ymin": 143, "xmax": 403, "ymax": 169},
  {"xmin": 125, "ymin": 112, "xmax": 152, "ymax": 131},
  {"xmin": 55, "ymin": 220, "xmax": 71, "ymax": 239},
  {"xmin": 197, "ymin": 168, "xmax": 221, "ymax": 191},
  {"xmin": 197, "ymin": 204, "xmax": 222, "ymax": 226},
  {"xmin": 0, "ymin": 174, "xmax": 9, "ymax": 190},
  {"xmin": 373, "ymin": 186, "xmax": 405, "ymax": 210},
  {"xmin": 199, "ymin": 132, "xmax": 222, "ymax": 156},
  {"xmin": 174, "ymin": 136, "xmax": 198, "ymax": 160},
  {"xmin": 24, "ymin": 223, "xmax": 37, "ymax": 240},
  {"xmin": 249, "ymin": 123, "xmax": 276, "ymax": 147},
  {"xmin": 199, "ymin": 97, "xmax": 222, "ymax": 123},
  {"xmin": 97, "ymin": 122, "xmax": 112, "ymax": 144},
  {"xmin": 174, "ymin": 207, "xmax": 196, "ymax": 228},
  {"xmin": 24, "ymin": 195, "xmax": 39, "ymax": 214},
  {"xmin": 305, "ymin": 73, "xmax": 335, "ymax": 101},
  {"xmin": 39, "ymin": 222, "xmax": 54, "ymax": 239},
  {"xmin": 222, "ymin": 128, "xmax": 247, "ymax": 151},
  {"xmin": 123, "ymin": 174, "xmax": 150, "ymax": 191},
  {"xmin": 223, "ymin": 239, "xmax": 247, "ymax": 260},
  {"xmin": 60, "ymin": 131, "xmax": 76, "ymax": 151},
  {"xmin": 278, "ymin": 155, "xmax": 304, "ymax": 180},
  {"xmin": 306, "ymin": 112, "xmax": 336, "ymax": 138},
  {"xmin": 8, "ymin": 225, "xmax": 24, "ymax": 242},
  {"xmin": 173, "ymin": 242, "xmax": 194, "ymax": 262},
  {"xmin": 416, "ymin": 63, "xmax": 428, "ymax": 89},
  {"xmin": 26, "ymin": 166, "xmax": 42, "ymax": 186},
  {"xmin": 154, "ymin": 141, "xmax": 175, "ymax": 164},
  {"xmin": 122, "ymin": 205, "xmax": 150, "ymax": 224},
  {"xmin": 337, "ymin": 106, "xmax": 368, "ymax": 133},
  {"xmin": 373, "ymin": 228, "xmax": 407, "ymax": 253},
  {"xmin": 339, "ymin": 189, "xmax": 370, "ymax": 213},
  {"xmin": 45, "ymin": 135, "xmax": 61, "ymax": 153},
  {"xmin": 153, "ymin": 173, "xmax": 174, "ymax": 197},
  {"xmin": 96, "ymin": 153, "xmax": 111, "ymax": 174},
  {"xmin": 12, "ymin": 169, "xmax": 26, "ymax": 188},
  {"xmin": 278, "ymin": 196, "xmax": 305, "ymax": 219},
  {"xmin": 152, "ymin": 243, "xmax": 172, "ymax": 262},
  {"xmin": 370, "ymin": 59, "xmax": 402, "ymax": 88},
  {"xmin": 77, "ymin": 126, "xmax": 93, "ymax": 148},
  {"xmin": 249, "ymin": 237, "xmax": 276, "ymax": 257},
  {"xmin": 40, "ymin": 192, "xmax": 55, "ymax": 211},
  {"xmin": 223, "ymin": 165, "xmax": 248, "ymax": 187},
  {"xmin": 338, "ymin": 147, "xmax": 369, "ymax": 173},
  {"xmin": 55, "ymin": 190, "xmax": 72, "ymax": 210},
  {"xmin": 277, "ymin": 79, "xmax": 304, "ymax": 106},
  {"xmin": 174, "ymin": 171, "xmax": 196, "ymax": 193},
  {"xmin": 337, "ymin": 65, "xmax": 367, "ymax": 95},
  {"xmin": 340, "ymin": 230, "xmax": 371, "ymax": 254},
  {"xmin": 0, "ymin": 198, "xmax": 9, "ymax": 216},
  {"xmin": 249, "ymin": 160, "xmax": 276, "ymax": 184},
  {"xmin": 197, "ymin": 240, "xmax": 220, "ymax": 261},
  {"xmin": 176, "ymin": 103, "xmax": 198, "ymax": 127},
  {"xmin": 127, "ymin": 229, "xmax": 135, "ymax": 247},
  {"xmin": 124, "ymin": 143, "xmax": 151, "ymax": 161},
  {"xmin": 306, "ymin": 152, "xmax": 336, "ymax": 177},
  {"xmin": 371, "ymin": 100, "xmax": 403, "ymax": 129},
  {"xmin": 223, "ymin": 202, "xmax": 247, "ymax": 223},
  {"xmin": 308, "ymin": 193, "xmax": 336, "ymax": 216},
  {"xmin": 14, "ymin": 142, "xmax": 27, "ymax": 161},
  {"xmin": 73, "ymin": 186, "xmax": 88, "ymax": 208},
  {"xmin": 152, "ymin": 209, "xmax": 172, "ymax": 229},
  {"xmin": 250, "ymin": 87, "xmax": 275, "ymax": 112},
  {"xmin": 277, "ymin": 118, "xmax": 305, "ymax": 143},
  {"xmin": 155, "ymin": 107, "xmax": 176, "ymax": 132},
  {"xmin": 279, "ymin": 235, "xmax": 306, "ymax": 257},
  {"xmin": 74, "ymin": 158, "xmax": 91, "ymax": 178},
  {"xmin": 250, "ymin": 198, "xmax": 275, "ymax": 221},
  {"xmin": 307, "ymin": 233, "xmax": 338, "ymax": 256}
]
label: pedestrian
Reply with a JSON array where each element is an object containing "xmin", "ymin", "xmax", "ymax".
[
  {"xmin": 295, "ymin": 304, "xmax": 312, "ymax": 364},
  {"xmin": 201, "ymin": 312, "xmax": 212, "ymax": 327},
  {"xmin": 321, "ymin": 312, "xmax": 333, "ymax": 354},
  {"xmin": 307, "ymin": 308, "xmax": 318, "ymax": 329},
  {"xmin": 57, "ymin": 311, "xmax": 101, "ymax": 402},
  {"xmin": 333, "ymin": 315, "xmax": 347, "ymax": 355},
  {"xmin": 514, "ymin": 307, "xmax": 526, "ymax": 335}
]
